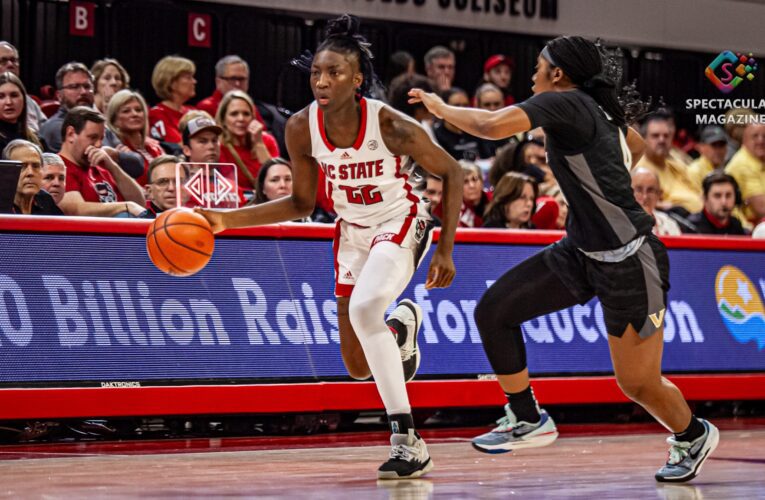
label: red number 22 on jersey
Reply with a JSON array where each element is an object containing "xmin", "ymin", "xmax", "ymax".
[{"xmin": 339, "ymin": 184, "xmax": 383, "ymax": 205}]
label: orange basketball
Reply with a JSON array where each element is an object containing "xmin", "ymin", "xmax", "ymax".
[{"xmin": 146, "ymin": 208, "xmax": 215, "ymax": 277}]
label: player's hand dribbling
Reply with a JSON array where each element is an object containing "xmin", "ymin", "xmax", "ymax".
[
  {"xmin": 407, "ymin": 88, "xmax": 446, "ymax": 119},
  {"xmin": 425, "ymin": 249, "xmax": 456, "ymax": 289},
  {"xmin": 194, "ymin": 208, "xmax": 227, "ymax": 234}
]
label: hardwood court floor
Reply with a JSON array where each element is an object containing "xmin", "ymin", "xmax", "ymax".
[{"xmin": 0, "ymin": 422, "xmax": 763, "ymax": 499}]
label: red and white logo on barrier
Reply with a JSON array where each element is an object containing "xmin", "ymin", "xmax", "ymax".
[{"xmin": 177, "ymin": 163, "xmax": 238, "ymax": 209}]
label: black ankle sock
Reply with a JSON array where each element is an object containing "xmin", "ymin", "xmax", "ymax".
[
  {"xmin": 388, "ymin": 413, "xmax": 415, "ymax": 435},
  {"xmin": 674, "ymin": 416, "xmax": 705, "ymax": 443},
  {"xmin": 506, "ymin": 386, "xmax": 541, "ymax": 423}
]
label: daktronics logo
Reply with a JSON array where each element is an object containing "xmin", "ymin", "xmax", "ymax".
[
  {"xmin": 715, "ymin": 266, "xmax": 765, "ymax": 349},
  {"xmin": 705, "ymin": 51, "xmax": 758, "ymax": 94}
]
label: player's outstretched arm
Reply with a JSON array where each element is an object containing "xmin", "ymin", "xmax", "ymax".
[
  {"xmin": 381, "ymin": 108, "xmax": 463, "ymax": 289},
  {"xmin": 196, "ymin": 111, "xmax": 318, "ymax": 234},
  {"xmin": 408, "ymin": 88, "xmax": 532, "ymax": 140}
]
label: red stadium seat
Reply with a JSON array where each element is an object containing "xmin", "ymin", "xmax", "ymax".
[
  {"xmin": 40, "ymin": 100, "xmax": 60, "ymax": 118},
  {"xmin": 38, "ymin": 84, "xmax": 56, "ymax": 100}
]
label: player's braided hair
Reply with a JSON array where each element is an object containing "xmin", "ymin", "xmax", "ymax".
[
  {"xmin": 594, "ymin": 39, "xmax": 657, "ymax": 125},
  {"xmin": 543, "ymin": 36, "xmax": 653, "ymax": 126},
  {"xmin": 290, "ymin": 14, "xmax": 381, "ymax": 98},
  {"xmin": 618, "ymin": 79, "xmax": 658, "ymax": 126},
  {"xmin": 543, "ymin": 36, "xmax": 625, "ymax": 127}
]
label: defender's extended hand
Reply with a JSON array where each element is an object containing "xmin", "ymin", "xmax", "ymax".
[{"xmin": 407, "ymin": 88, "xmax": 446, "ymax": 119}]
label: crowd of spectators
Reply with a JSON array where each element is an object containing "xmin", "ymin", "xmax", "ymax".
[
  {"xmin": 0, "ymin": 39, "xmax": 762, "ymax": 237},
  {"xmin": 632, "ymin": 109, "xmax": 763, "ymax": 236}
]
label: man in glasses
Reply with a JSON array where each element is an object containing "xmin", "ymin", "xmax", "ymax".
[
  {"xmin": 40, "ymin": 62, "xmax": 96, "ymax": 152},
  {"xmin": 199, "ymin": 54, "xmax": 289, "ymax": 156},
  {"xmin": 631, "ymin": 167, "xmax": 683, "ymax": 236},
  {"xmin": 0, "ymin": 41, "xmax": 47, "ymax": 132},
  {"xmin": 39, "ymin": 61, "xmax": 144, "ymax": 181},
  {"xmin": 197, "ymin": 55, "xmax": 250, "ymax": 118},
  {"xmin": 145, "ymin": 155, "xmax": 189, "ymax": 215}
]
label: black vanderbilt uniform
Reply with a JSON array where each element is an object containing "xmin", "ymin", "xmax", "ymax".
[{"xmin": 508, "ymin": 89, "xmax": 669, "ymax": 339}]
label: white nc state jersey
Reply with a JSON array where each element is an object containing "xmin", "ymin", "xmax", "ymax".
[{"xmin": 309, "ymin": 98, "xmax": 421, "ymax": 226}]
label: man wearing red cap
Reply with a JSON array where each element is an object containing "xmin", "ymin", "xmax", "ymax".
[{"xmin": 483, "ymin": 54, "xmax": 515, "ymax": 106}]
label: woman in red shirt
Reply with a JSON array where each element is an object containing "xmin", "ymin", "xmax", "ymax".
[
  {"xmin": 106, "ymin": 89, "xmax": 164, "ymax": 185},
  {"xmin": 216, "ymin": 90, "xmax": 279, "ymax": 205},
  {"xmin": 149, "ymin": 56, "xmax": 197, "ymax": 146}
]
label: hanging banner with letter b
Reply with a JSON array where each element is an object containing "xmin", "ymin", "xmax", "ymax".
[{"xmin": 69, "ymin": 1, "xmax": 95, "ymax": 37}]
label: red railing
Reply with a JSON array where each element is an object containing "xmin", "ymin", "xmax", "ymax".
[{"xmin": 2, "ymin": 215, "xmax": 764, "ymax": 250}]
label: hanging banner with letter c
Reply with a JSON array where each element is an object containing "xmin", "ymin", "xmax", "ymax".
[{"xmin": 188, "ymin": 12, "xmax": 212, "ymax": 48}]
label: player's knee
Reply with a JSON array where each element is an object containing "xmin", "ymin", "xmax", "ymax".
[
  {"xmin": 348, "ymin": 293, "xmax": 388, "ymax": 335},
  {"xmin": 615, "ymin": 374, "xmax": 655, "ymax": 403},
  {"xmin": 474, "ymin": 293, "xmax": 497, "ymax": 332},
  {"xmin": 475, "ymin": 290, "xmax": 518, "ymax": 334}
]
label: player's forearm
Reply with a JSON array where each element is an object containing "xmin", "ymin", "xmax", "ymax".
[
  {"xmin": 437, "ymin": 105, "xmax": 496, "ymax": 139},
  {"xmin": 223, "ymin": 196, "xmax": 313, "ymax": 229},
  {"xmin": 433, "ymin": 167, "xmax": 463, "ymax": 254}
]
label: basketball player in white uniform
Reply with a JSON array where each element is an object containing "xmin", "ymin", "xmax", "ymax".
[{"xmin": 197, "ymin": 14, "xmax": 462, "ymax": 479}]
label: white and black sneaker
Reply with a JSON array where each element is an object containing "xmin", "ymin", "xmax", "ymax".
[
  {"xmin": 378, "ymin": 429, "xmax": 434, "ymax": 480},
  {"xmin": 386, "ymin": 299, "xmax": 423, "ymax": 383},
  {"xmin": 655, "ymin": 419, "xmax": 719, "ymax": 483},
  {"xmin": 471, "ymin": 405, "xmax": 558, "ymax": 453}
]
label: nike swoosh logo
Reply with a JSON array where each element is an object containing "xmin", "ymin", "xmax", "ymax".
[
  {"xmin": 512, "ymin": 427, "xmax": 533, "ymax": 438},
  {"xmin": 688, "ymin": 425, "xmax": 708, "ymax": 460},
  {"xmin": 513, "ymin": 415, "xmax": 548, "ymax": 438}
]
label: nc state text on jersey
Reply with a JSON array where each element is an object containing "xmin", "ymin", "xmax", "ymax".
[{"xmin": 320, "ymin": 160, "xmax": 385, "ymax": 181}]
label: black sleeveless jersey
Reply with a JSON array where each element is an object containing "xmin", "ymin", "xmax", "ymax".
[{"xmin": 517, "ymin": 90, "xmax": 653, "ymax": 251}]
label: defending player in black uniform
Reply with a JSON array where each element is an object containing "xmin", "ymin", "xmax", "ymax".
[{"xmin": 409, "ymin": 36, "xmax": 718, "ymax": 483}]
